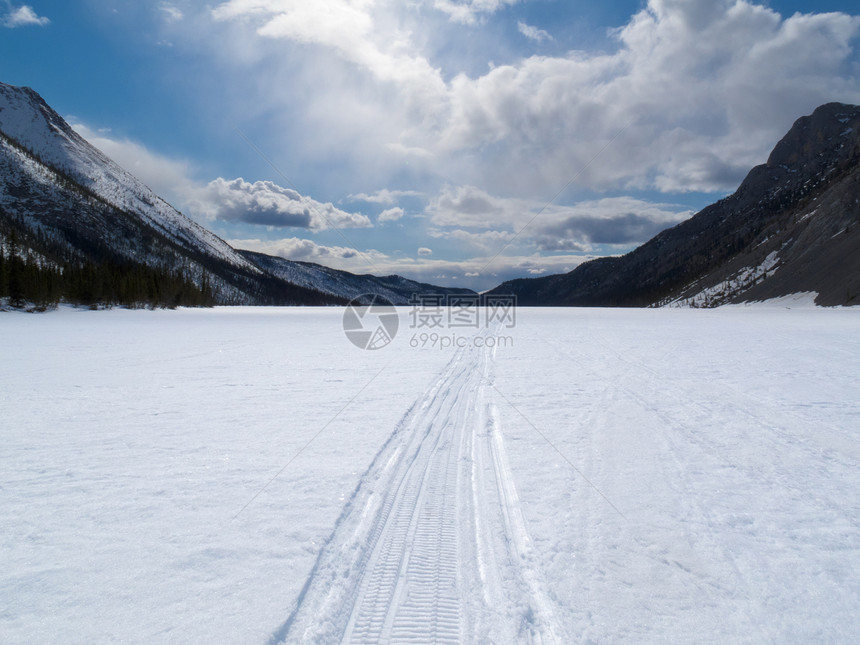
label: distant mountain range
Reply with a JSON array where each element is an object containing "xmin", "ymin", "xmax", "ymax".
[
  {"xmin": 0, "ymin": 81, "xmax": 469, "ymax": 307},
  {"xmin": 489, "ymin": 102, "xmax": 860, "ymax": 307},
  {"xmin": 239, "ymin": 250, "xmax": 473, "ymax": 305},
  {"xmin": 2, "ymin": 80, "xmax": 858, "ymax": 309}
]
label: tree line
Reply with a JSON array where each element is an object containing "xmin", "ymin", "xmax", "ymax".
[{"xmin": 0, "ymin": 231, "xmax": 214, "ymax": 311}]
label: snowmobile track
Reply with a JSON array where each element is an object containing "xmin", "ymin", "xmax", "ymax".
[{"xmin": 274, "ymin": 337, "xmax": 563, "ymax": 644}]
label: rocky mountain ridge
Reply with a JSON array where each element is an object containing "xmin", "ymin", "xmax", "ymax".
[{"xmin": 489, "ymin": 103, "xmax": 860, "ymax": 307}]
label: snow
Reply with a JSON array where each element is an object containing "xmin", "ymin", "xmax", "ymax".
[
  {"xmin": 2, "ymin": 306, "xmax": 859, "ymax": 643},
  {"xmin": 731, "ymin": 291, "xmax": 820, "ymax": 308},
  {"xmin": 669, "ymin": 251, "xmax": 782, "ymax": 308}
]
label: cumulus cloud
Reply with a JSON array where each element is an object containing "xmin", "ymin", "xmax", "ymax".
[
  {"xmin": 517, "ymin": 21, "xmax": 552, "ymax": 43},
  {"xmin": 207, "ymin": 0, "xmax": 860, "ymax": 197},
  {"xmin": 418, "ymin": 247, "xmax": 433, "ymax": 256},
  {"xmin": 437, "ymin": 0, "xmax": 860, "ymax": 193},
  {"xmin": 3, "ymin": 4, "xmax": 49, "ymax": 27},
  {"xmin": 378, "ymin": 207, "xmax": 405, "ymax": 223},
  {"xmin": 192, "ymin": 178, "xmax": 372, "ymax": 230}
]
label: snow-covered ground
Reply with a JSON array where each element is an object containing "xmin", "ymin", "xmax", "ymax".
[{"xmin": 2, "ymin": 306, "xmax": 859, "ymax": 643}]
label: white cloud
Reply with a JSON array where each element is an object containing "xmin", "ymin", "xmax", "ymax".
[
  {"xmin": 429, "ymin": 227, "xmax": 516, "ymax": 252},
  {"xmin": 159, "ymin": 3, "xmax": 184, "ymax": 22},
  {"xmin": 229, "ymin": 237, "xmax": 366, "ymax": 263},
  {"xmin": 437, "ymin": 0, "xmax": 860, "ymax": 193},
  {"xmin": 517, "ymin": 21, "xmax": 552, "ymax": 43},
  {"xmin": 349, "ymin": 189, "xmax": 423, "ymax": 205},
  {"xmin": 384, "ymin": 142, "xmax": 435, "ymax": 159},
  {"xmin": 212, "ymin": 0, "xmax": 448, "ymax": 117},
  {"xmin": 431, "ymin": 0, "xmax": 522, "ymax": 25},
  {"xmin": 418, "ymin": 247, "xmax": 433, "ymax": 256},
  {"xmin": 192, "ymin": 178, "xmax": 372, "ymax": 230},
  {"xmin": 3, "ymin": 4, "xmax": 49, "ymax": 27},
  {"xmin": 427, "ymin": 185, "xmax": 525, "ymax": 229},
  {"xmin": 378, "ymin": 207, "xmax": 405, "ymax": 223},
  {"xmin": 205, "ymin": 0, "xmax": 860, "ymax": 198}
]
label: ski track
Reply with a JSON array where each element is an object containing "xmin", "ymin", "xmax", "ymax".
[
  {"xmin": 527, "ymin": 315, "xmax": 859, "ymax": 641},
  {"xmin": 273, "ymin": 333, "xmax": 562, "ymax": 644}
]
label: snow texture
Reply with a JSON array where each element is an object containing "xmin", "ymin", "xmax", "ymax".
[{"xmin": 2, "ymin": 306, "xmax": 859, "ymax": 643}]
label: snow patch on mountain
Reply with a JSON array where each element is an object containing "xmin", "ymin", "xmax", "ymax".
[{"xmin": 668, "ymin": 251, "xmax": 781, "ymax": 308}]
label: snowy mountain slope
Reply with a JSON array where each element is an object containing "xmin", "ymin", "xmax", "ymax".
[
  {"xmin": 0, "ymin": 127, "xmax": 334, "ymax": 305},
  {"xmin": 0, "ymin": 82, "xmax": 256, "ymax": 273},
  {"xmin": 490, "ymin": 103, "xmax": 860, "ymax": 307},
  {"xmin": 241, "ymin": 250, "xmax": 474, "ymax": 305},
  {"xmin": 0, "ymin": 82, "xmax": 297, "ymax": 305}
]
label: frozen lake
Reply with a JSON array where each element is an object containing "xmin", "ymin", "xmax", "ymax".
[{"xmin": 2, "ymin": 305, "xmax": 859, "ymax": 643}]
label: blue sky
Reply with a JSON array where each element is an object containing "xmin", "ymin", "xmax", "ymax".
[{"xmin": 2, "ymin": 0, "xmax": 859, "ymax": 290}]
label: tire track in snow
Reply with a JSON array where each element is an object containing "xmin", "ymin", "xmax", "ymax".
[{"xmin": 271, "ymin": 337, "xmax": 563, "ymax": 644}]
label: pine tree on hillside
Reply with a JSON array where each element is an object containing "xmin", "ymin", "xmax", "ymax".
[
  {"xmin": 6, "ymin": 230, "xmax": 26, "ymax": 308},
  {"xmin": 8, "ymin": 253, "xmax": 25, "ymax": 308},
  {"xmin": 0, "ymin": 239, "xmax": 7, "ymax": 299}
]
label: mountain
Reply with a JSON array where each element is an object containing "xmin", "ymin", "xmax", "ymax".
[
  {"xmin": 489, "ymin": 103, "xmax": 860, "ymax": 307},
  {"xmin": 240, "ymin": 250, "xmax": 474, "ymax": 305},
  {"xmin": 0, "ymin": 82, "xmax": 470, "ymax": 308}
]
